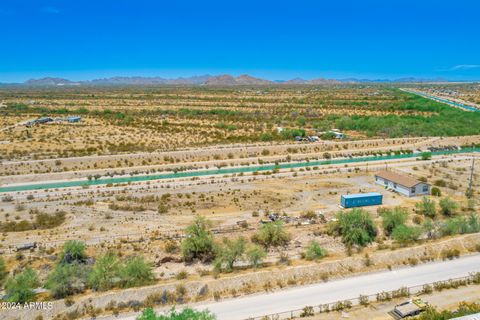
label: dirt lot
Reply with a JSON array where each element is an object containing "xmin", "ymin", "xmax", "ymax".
[{"xmin": 1, "ymin": 152, "xmax": 479, "ymax": 282}]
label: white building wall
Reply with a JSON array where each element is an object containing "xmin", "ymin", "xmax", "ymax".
[
  {"xmin": 374, "ymin": 176, "xmax": 430, "ymax": 197},
  {"xmin": 414, "ymin": 183, "xmax": 430, "ymax": 196},
  {"xmin": 396, "ymin": 184, "xmax": 412, "ymax": 197}
]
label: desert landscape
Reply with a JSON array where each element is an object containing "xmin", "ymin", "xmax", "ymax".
[{"xmin": 0, "ymin": 83, "xmax": 480, "ymax": 320}]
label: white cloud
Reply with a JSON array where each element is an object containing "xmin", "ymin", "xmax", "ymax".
[{"xmin": 451, "ymin": 64, "xmax": 480, "ymax": 70}]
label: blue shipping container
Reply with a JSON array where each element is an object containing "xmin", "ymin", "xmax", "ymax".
[{"xmin": 341, "ymin": 192, "xmax": 383, "ymax": 208}]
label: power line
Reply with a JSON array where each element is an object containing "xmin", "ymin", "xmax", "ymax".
[{"xmin": 467, "ymin": 156, "xmax": 475, "ymax": 199}]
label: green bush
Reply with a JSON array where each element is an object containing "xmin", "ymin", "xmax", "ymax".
[
  {"xmin": 331, "ymin": 209, "xmax": 377, "ymax": 248},
  {"xmin": 181, "ymin": 216, "xmax": 215, "ymax": 263},
  {"xmin": 46, "ymin": 263, "xmax": 90, "ymax": 298},
  {"xmin": 381, "ymin": 207, "xmax": 408, "ymax": 236},
  {"xmin": 391, "ymin": 225, "xmax": 422, "ymax": 245},
  {"xmin": 260, "ymin": 133, "xmax": 273, "ymax": 141},
  {"xmin": 300, "ymin": 306, "xmax": 314, "ymax": 317},
  {"xmin": 440, "ymin": 213, "xmax": 480, "ymax": 236},
  {"xmin": 60, "ymin": 240, "xmax": 87, "ymax": 264},
  {"xmin": 251, "ymin": 221, "xmax": 290, "ymax": 249},
  {"xmin": 88, "ymin": 252, "xmax": 121, "ymax": 291},
  {"xmin": 320, "ymin": 131, "xmax": 337, "ymax": 140},
  {"xmin": 431, "ymin": 187, "xmax": 441, "ymax": 197},
  {"xmin": 422, "ymin": 219, "xmax": 438, "ymax": 239},
  {"xmin": 0, "ymin": 257, "xmax": 8, "ymax": 287},
  {"xmin": 246, "ymin": 245, "xmax": 267, "ymax": 268},
  {"xmin": 421, "ymin": 152, "xmax": 432, "ymax": 160},
  {"xmin": 415, "ymin": 197, "xmax": 436, "ymax": 218},
  {"xmin": 34, "ymin": 211, "xmax": 67, "ymax": 229},
  {"xmin": 137, "ymin": 307, "xmax": 216, "ymax": 320},
  {"xmin": 304, "ymin": 240, "xmax": 328, "ymax": 261},
  {"xmin": 434, "ymin": 179, "xmax": 447, "ymax": 187},
  {"xmin": 213, "ymin": 237, "xmax": 246, "ymax": 272},
  {"xmin": 5, "ymin": 268, "xmax": 40, "ymax": 303},
  {"xmin": 120, "ymin": 256, "xmax": 155, "ymax": 288},
  {"xmin": 281, "ymin": 128, "xmax": 306, "ymax": 139},
  {"xmin": 439, "ymin": 197, "xmax": 458, "ymax": 216},
  {"xmin": 0, "ymin": 211, "xmax": 66, "ymax": 232}
]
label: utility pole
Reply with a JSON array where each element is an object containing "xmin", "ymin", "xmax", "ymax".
[{"xmin": 467, "ymin": 157, "xmax": 475, "ymax": 198}]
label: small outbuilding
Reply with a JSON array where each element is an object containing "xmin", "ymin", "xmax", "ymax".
[
  {"xmin": 67, "ymin": 116, "xmax": 81, "ymax": 123},
  {"xmin": 36, "ymin": 117, "xmax": 53, "ymax": 124},
  {"xmin": 375, "ymin": 170, "xmax": 430, "ymax": 197},
  {"xmin": 341, "ymin": 192, "xmax": 383, "ymax": 208}
]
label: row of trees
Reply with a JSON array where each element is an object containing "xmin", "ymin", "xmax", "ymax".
[
  {"xmin": 415, "ymin": 196, "xmax": 460, "ymax": 218},
  {"xmin": 181, "ymin": 217, "xmax": 289, "ymax": 272},
  {"xmin": 2, "ymin": 241, "xmax": 154, "ymax": 303},
  {"xmin": 332, "ymin": 204, "xmax": 480, "ymax": 248},
  {"xmin": 2, "ymin": 216, "xmax": 326, "ymax": 303},
  {"xmin": 332, "ymin": 91, "xmax": 480, "ymax": 138},
  {"xmin": 181, "ymin": 216, "xmax": 328, "ymax": 272},
  {"xmin": 4, "ymin": 205, "xmax": 477, "ymax": 304}
]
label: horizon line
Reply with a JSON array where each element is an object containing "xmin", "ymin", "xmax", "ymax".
[{"xmin": 1, "ymin": 73, "xmax": 479, "ymax": 84}]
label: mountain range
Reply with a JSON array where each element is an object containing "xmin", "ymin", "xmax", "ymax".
[{"xmin": 8, "ymin": 75, "xmax": 452, "ymax": 86}]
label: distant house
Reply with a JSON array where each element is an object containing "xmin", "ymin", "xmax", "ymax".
[
  {"xmin": 375, "ymin": 171, "xmax": 430, "ymax": 197},
  {"xmin": 329, "ymin": 129, "xmax": 345, "ymax": 139},
  {"xmin": 16, "ymin": 242, "xmax": 37, "ymax": 251},
  {"xmin": 332, "ymin": 131, "xmax": 345, "ymax": 139},
  {"xmin": 317, "ymin": 129, "xmax": 345, "ymax": 139},
  {"xmin": 67, "ymin": 116, "xmax": 81, "ymax": 123},
  {"xmin": 36, "ymin": 117, "xmax": 53, "ymax": 124},
  {"xmin": 26, "ymin": 117, "xmax": 53, "ymax": 127}
]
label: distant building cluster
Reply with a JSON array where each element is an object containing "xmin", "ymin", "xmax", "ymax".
[
  {"xmin": 275, "ymin": 127, "xmax": 346, "ymax": 142},
  {"xmin": 25, "ymin": 116, "xmax": 81, "ymax": 127}
]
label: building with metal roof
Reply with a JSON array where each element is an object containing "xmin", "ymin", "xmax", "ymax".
[
  {"xmin": 375, "ymin": 170, "xmax": 430, "ymax": 197},
  {"xmin": 66, "ymin": 116, "xmax": 81, "ymax": 123}
]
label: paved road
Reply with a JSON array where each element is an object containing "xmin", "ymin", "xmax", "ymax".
[{"xmin": 114, "ymin": 254, "xmax": 480, "ymax": 320}]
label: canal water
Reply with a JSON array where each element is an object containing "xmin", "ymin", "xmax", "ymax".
[{"xmin": 1, "ymin": 148, "xmax": 478, "ymax": 193}]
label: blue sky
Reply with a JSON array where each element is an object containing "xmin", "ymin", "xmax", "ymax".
[{"xmin": 1, "ymin": 0, "xmax": 479, "ymax": 82}]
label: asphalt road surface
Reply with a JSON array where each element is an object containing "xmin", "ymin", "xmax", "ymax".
[{"xmin": 114, "ymin": 254, "xmax": 480, "ymax": 320}]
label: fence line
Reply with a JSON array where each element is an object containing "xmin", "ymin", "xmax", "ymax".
[
  {"xmin": 247, "ymin": 273, "xmax": 480, "ymax": 320},
  {"xmin": 0, "ymin": 223, "xmax": 262, "ymax": 254},
  {"xmin": 2, "ymin": 212, "xmax": 327, "ymax": 254}
]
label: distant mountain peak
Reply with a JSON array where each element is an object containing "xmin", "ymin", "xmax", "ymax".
[
  {"xmin": 205, "ymin": 74, "xmax": 272, "ymax": 85},
  {"xmin": 25, "ymin": 77, "xmax": 80, "ymax": 86}
]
